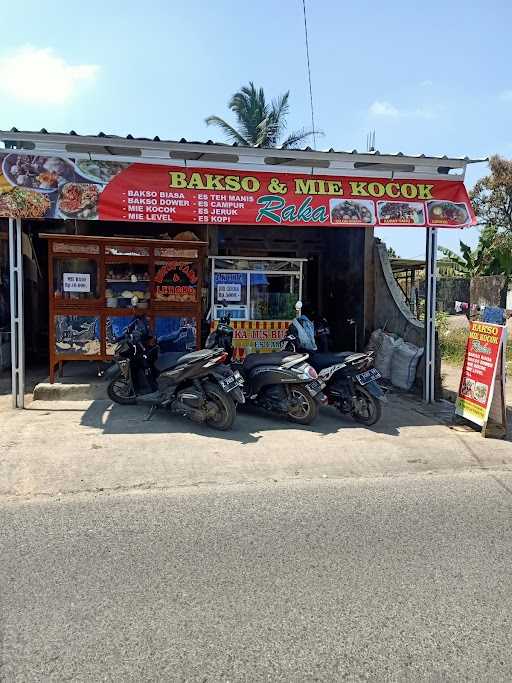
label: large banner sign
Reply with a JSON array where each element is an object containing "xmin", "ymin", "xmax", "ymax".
[
  {"xmin": 0, "ymin": 152, "xmax": 476, "ymax": 228},
  {"xmin": 455, "ymin": 322, "xmax": 506, "ymax": 427}
]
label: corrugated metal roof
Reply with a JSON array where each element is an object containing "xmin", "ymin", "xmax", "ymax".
[{"xmin": 0, "ymin": 128, "xmax": 485, "ymax": 164}]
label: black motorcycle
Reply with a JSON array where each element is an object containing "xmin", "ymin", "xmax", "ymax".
[
  {"xmin": 282, "ymin": 318, "xmax": 385, "ymax": 427},
  {"xmin": 105, "ymin": 317, "xmax": 244, "ymax": 431},
  {"xmin": 206, "ymin": 307, "xmax": 326, "ymax": 425}
]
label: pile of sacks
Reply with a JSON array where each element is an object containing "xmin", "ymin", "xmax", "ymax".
[{"xmin": 367, "ymin": 329, "xmax": 424, "ymax": 391}]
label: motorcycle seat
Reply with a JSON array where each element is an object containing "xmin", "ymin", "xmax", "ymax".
[
  {"xmin": 155, "ymin": 349, "xmax": 216, "ymax": 372},
  {"xmin": 243, "ymin": 351, "xmax": 305, "ymax": 373},
  {"xmin": 307, "ymin": 351, "xmax": 354, "ymax": 370}
]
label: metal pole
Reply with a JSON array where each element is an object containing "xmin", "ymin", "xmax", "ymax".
[
  {"xmin": 424, "ymin": 227, "xmax": 438, "ymax": 403},
  {"xmin": 16, "ymin": 219, "xmax": 25, "ymax": 406},
  {"xmin": 8, "ymin": 218, "xmax": 24, "ymax": 408},
  {"xmin": 8, "ymin": 218, "xmax": 16, "ymax": 408}
]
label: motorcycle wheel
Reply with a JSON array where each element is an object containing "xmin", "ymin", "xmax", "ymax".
[
  {"xmin": 287, "ymin": 385, "xmax": 318, "ymax": 425},
  {"xmin": 203, "ymin": 381, "xmax": 236, "ymax": 431},
  {"xmin": 351, "ymin": 387, "xmax": 382, "ymax": 426},
  {"xmin": 107, "ymin": 379, "xmax": 136, "ymax": 405}
]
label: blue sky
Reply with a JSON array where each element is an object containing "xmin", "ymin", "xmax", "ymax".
[{"xmin": 1, "ymin": 0, "xmax": 509, "ymax": 257}]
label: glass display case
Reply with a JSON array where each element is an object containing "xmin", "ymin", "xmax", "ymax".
[
  {"xmin": 44, "ymin": 234, "xmax": 206, "ymax": 382},
  {"xmin": 53, "ymin": 257, "xmax": 100, "ymax": 302},
  {"xmin": 105, "ymin": 261, "xmax": 151, "ymax": 310},
  {"xmin": 210, "ymin": 256, "xmax": 305, "ymax": 359}
]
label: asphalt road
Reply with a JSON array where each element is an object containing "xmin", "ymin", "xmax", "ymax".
[{"xmin": 2, "ymin": 473, "xmax": 512, "ymax": 681}]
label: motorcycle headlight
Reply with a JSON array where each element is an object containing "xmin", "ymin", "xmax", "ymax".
[
  {"xmin": 293, "ymin": 363, "xmax": 317, "ymax": 381},
  {"xmin": 307, "ymin": 366, "xmax": 318, "ymax": 379}
]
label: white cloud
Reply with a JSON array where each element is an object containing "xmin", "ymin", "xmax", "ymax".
[
  {"xmin": 369, "ymin": 100, "xmax": 400, "ymax": 117},
  {"xmin": 499, "ymin": 89, "xmax": 512, "ymax": 101},
  {"xmin": 0, "ymin": 45, "xmax": 99, "ymax": 105},
  {"xmin": 369, "ymin": 100, "xmax": 437, "ymax": 120},
  {"xmin": 420, "ymin": 79, "xmax": 433, "ymax": 87}
]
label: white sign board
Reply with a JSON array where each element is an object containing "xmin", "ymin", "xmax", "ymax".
[
  {"xmin": 63, "ymin": 273, "xmax": 91, "ymax": 293},
  {"xmin": 217, "ymin": 283, "xmax": 242, "ymax": 302}
]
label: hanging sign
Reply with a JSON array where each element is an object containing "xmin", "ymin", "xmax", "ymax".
[
  {"xmin": 455, "ymin": 322, "xmax": 507, "ymax": 431},
  {"xmin": 0, "ymin": 152, "xmax": 476, "ymax": 228}
]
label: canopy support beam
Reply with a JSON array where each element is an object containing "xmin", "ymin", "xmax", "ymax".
[
  {"xmin": 424, "ymin": 227, "xmax": 437, "ymax": 403},
  {"xmin": 9, "ymin": 218, "xmax": 24, "ymax": 408}
]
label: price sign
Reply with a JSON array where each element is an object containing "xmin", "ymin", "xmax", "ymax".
[
  {"xmin": 63, "ymin": 273, "xmax": 90, "ymax": 293},
  {"xmin": 217, "ymin": 283, "xmax": 242, "ymax": 302}
]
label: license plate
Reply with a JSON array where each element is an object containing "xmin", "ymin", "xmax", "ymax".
[
  {"xmin": 306, "ymin": 379, "xmax": 324, "ymax": 395},
  {"xmin": 356, "ymin": 368, "xmax": 381, "ymax": 386},
  {"xmin": 219, "ymin": 371, "xmax": 243, "ymax": 392}
]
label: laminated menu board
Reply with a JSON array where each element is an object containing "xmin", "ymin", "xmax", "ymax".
[{"xmin": 455, "ymin": 322, "xmax": 507, "ymax": 437}]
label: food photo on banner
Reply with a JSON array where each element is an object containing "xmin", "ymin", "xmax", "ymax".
[{"xmin": 0, "ymin": 152, "xmax": 476, "ymax": 228}]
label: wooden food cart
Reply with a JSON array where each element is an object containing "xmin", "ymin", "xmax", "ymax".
[{"xmin": 43, "ymin": 234, "xmax": 207, "ymax": 382}]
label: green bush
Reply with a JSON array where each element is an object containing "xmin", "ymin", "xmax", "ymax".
[{"xmin": 440, "ymin": 328, "xmax": 468, "ymax": 365}]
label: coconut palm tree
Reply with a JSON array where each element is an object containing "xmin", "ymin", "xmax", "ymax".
[{"xmin": 205, "ymin": 82, "xmax": 317, "ymax": 149}]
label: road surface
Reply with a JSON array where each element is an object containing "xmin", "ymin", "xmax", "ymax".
[{"xmin": 2, "ymin": 473, "xmax": 512, "ymax": 680}]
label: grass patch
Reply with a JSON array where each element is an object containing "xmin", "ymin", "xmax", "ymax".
[{"xmin": 440, "ymin": 328, "xmax": 468, "ymax": 366}]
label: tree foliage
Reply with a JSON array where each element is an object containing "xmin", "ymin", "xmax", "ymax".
[
  {"xmin": 471, "ymin": 155, "xmax": 512, "ymax": 232},
  {"xmin": 439, "ymin": 155, "xmax": 512, "ymax": 283},
  {"xmin": 438, "ymin": 227, "xmax": 512, "ymax": 280},
  {"xmin": 439, "ymin": 234, "xmax": 491, "ymax": 278},
  {"xmin": 205, "ymin": 82, "xmax": 317, "ymax": 149}
]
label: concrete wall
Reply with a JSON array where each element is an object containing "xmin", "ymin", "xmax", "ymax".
[
  {"xmin": 374, "ymin": 240, "xmax": 424, "ymax": 347},
  {"xmin": 436, "ymin": 278, "xmax": 470, "ymax": 313},
  {"xmin": 470, "ymin": 275, "xmax": 507, "ymax": 309},
  {"xmin": 373, "ymin": 239, "xmax": 441, "ymax": 396}
]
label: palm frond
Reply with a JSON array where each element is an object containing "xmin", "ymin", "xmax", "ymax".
[
  {"xmin": 437, "ymin": 245, "xmax": 469, "ymax": 274},
  {"xmin": 228, "ymin": 83, "xmax": 269, "ymax": 144},
  {"xmin": 265, "ymin": 92, "xmax": 290, "ymax": 145},
  {"xmin": 204, "ymin": 116, "xmax": 249, "ymax": 145},
  {"xmin": 280, "ymin": 128, "xmax": 319, "ymax": 149},
  {"xmin": 207, "ymin": 83, "xmax": 322, "ymax": 149},
  {"xmin": 459, "ymin": 241, "xmax": 473, "ymax": 262}
]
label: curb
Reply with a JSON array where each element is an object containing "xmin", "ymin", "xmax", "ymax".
[{"xmin": 33, "ymin": 382, "xmax": 108, "ymax": 401}]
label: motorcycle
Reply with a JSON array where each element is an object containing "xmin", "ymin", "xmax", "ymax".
[
  {"xmin": 104, "ymin": 315, "xmax": 244, "ymax": 431},
  {"xmin": 282, "ymin": 314, "xmax": 386, "ymax": 427},
  {"xmin": 206, "ymin": 306, "xmax": 327, "ymax": 425}
]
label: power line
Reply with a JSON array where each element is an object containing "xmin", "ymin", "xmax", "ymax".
[{"xmin": 302, "ymin": 0, "xmax": 317, "ymax": 149}]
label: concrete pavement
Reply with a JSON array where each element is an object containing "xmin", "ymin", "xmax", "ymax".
[
  {"xmin": 0, "ymin": 393, "xmax": 511, "ymax": 499},
  {"xmin": 3, "ymin": 473, "xmax": 512, "ymax": 680}
]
